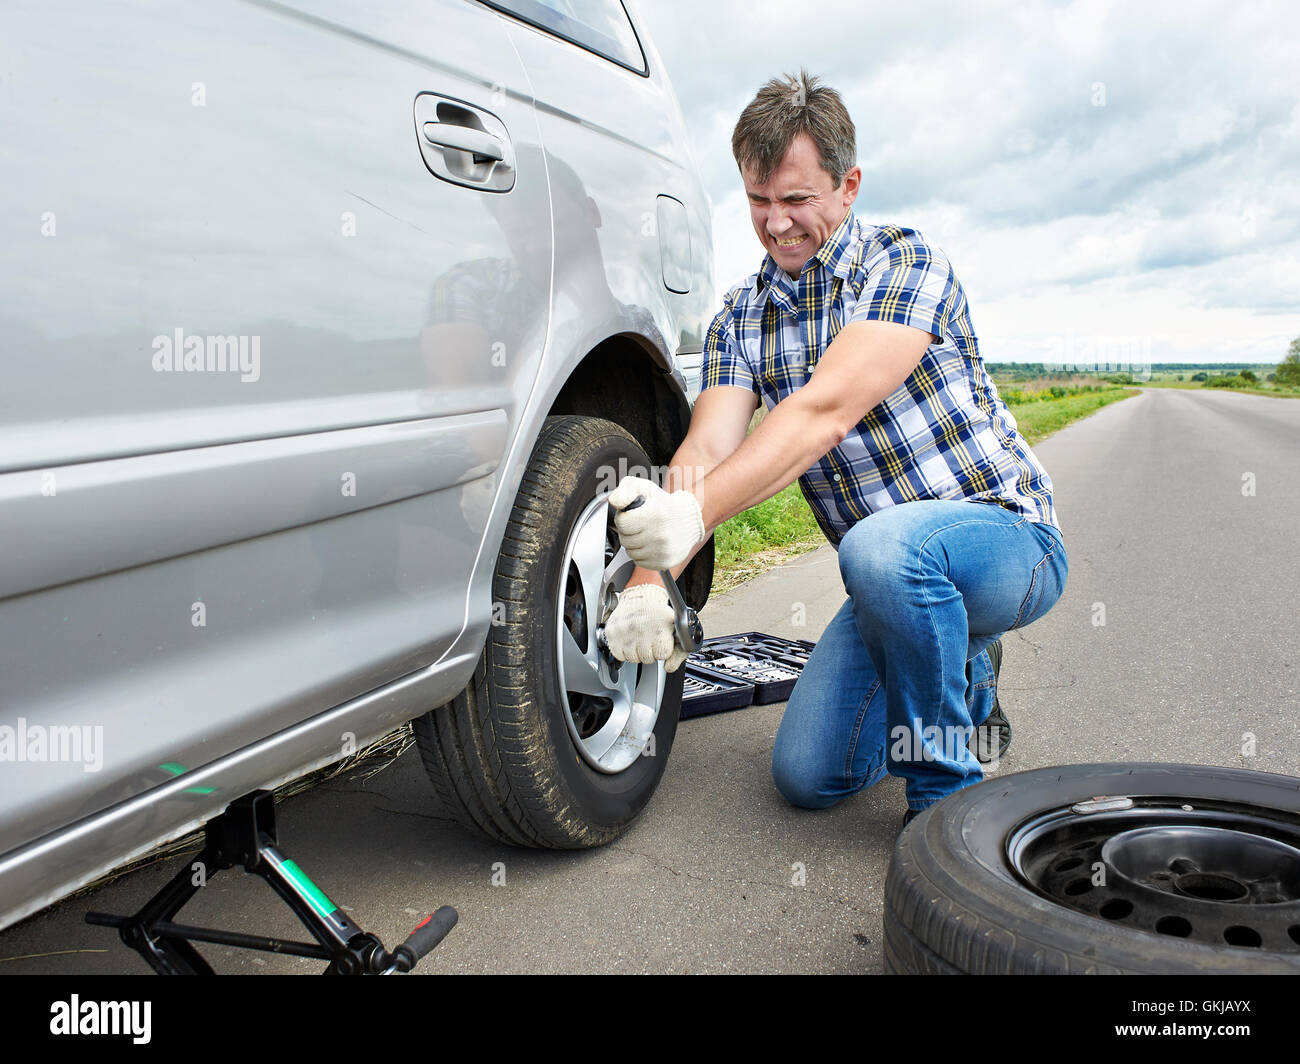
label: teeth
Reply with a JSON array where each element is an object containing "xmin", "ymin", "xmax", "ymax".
[{"xmin": 775, "ymin": 236, "xmax": 804, "ymax": 247}]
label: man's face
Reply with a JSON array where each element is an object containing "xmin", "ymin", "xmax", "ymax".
[{"xmin": 743, "ymin": 132, "xmax": 861, "ymax": 279}]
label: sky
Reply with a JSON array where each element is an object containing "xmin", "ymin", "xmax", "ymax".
[{"xmin": 634, "ymin": 0, "xmax": 1300, "ymax": 366}]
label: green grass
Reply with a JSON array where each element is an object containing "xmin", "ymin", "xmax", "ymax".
[
  {"xmin": 709, "ymin": 386, "xmax": 1140, "ymax": 594},
  {"xmin": 1006, "ymin": 386, "xmax": 1140, "ymax": 444},
  {"xmin": 711, "ymin": 481, "xmax": 826, "ymax": 593}
]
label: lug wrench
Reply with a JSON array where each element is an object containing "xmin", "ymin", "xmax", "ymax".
[{"xmin": 595, "ymin": 493, "xmax": 703, "ymax": 656}]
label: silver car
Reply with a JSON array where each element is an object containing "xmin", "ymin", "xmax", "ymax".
[{"xmin": 0, "ymin": 0, "xmax": 713, "ymax": 930}]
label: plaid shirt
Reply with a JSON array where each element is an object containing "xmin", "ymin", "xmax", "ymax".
[{"xmin": 702, "ymin": 210, "xmax": 1058, "ymax": 545}]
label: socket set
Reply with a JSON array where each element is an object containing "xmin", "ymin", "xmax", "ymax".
[
  {"xmin": 680, "ymin": 669, "xmax": 754, "ymax": 719},
  {"xmin": 681, "ymin": 632, "xmax": 817, "ymax": 718}
]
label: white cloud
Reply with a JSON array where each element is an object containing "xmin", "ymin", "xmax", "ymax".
[{"xmin": 634, "ymin": 0, "xmax": 1300, "ymax": 363}]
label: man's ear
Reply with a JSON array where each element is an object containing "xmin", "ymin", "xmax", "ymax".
[{"xmin": 841, "ymin": 165, "xmax": 862, "ymax": 208}]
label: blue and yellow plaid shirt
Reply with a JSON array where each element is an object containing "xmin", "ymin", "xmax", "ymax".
[{"xmin": 702, "ymin": 210, "xmax": 1058, "ymax": 545}]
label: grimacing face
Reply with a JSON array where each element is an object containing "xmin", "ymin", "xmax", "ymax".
[{"xmin": 742, "ymin": 132, "xmax": 861, "ymax": 279}]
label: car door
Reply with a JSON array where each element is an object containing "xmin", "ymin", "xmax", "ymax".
[
  {"xmin": 487, "ymin": 0, "xmax": 713, "ymax": 368},
  {"xmin": 0, "ymin": 0, "xmax": 550, "ymax": 856}
]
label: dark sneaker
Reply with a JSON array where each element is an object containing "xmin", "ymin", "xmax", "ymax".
[{"xmin": 972, "ymin": 639, "xmax": 1011, "ymax": 763}]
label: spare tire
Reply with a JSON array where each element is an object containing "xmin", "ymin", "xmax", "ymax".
[{"xmin": 884, "ymin": 762, "xmax": 1300, "ymax": 974}]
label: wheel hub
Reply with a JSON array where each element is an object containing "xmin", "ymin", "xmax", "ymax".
[{"xmin": 1103, "ymin": 825, "xmax": 1300, "ymax": 905}]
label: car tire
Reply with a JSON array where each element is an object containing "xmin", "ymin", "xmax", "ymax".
[
  {"xmin": 413, "ymin": 415, "xmax": 681, "ymax": 849},
  {"xmin": 884, "ymin": 762, "xmax": 1300, "ymax": 974}
]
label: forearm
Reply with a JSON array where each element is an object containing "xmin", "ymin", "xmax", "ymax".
[
  {"xmin": 688, "ymin": 321, "xmax": 932, "ymax": 529},
  {"xmin": 694, "ymin": 391, "xmax": 845, "ymax": 533},
  {"xmin": 623, "ymin": 394, "xmax": 846, "ymax": 589},
  {"xmin": 623, "ymin": 435, "xmax": 720, "ymax": 590}
]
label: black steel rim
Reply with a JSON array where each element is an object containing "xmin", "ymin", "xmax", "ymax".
[{"xmin": 1006, "ymin": 797, "xmax": 1300, "ymax": 953}]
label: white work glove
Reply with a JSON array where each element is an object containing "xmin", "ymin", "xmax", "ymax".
[
  {"xmin": 602, "ymin": 584, "xmax": 689, "ymax": 672},
  {"xmin": 608, "ymin": 475, "xmax": 705, "ymax": 572}
]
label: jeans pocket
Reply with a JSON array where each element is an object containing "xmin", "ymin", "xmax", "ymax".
[{"xmin": 1013, "ymin": 527, "xmax": 1066, "ymax": 629}]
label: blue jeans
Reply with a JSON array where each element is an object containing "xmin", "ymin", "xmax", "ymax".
[{"xmin": 771, "ymin": 501, "xmax": 1067, "ymax": 812}]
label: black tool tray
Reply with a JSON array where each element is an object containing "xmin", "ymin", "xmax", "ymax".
[
  {"xmin": 681, "ymin": 666, "xmax": 756, "ymax": 719},
  {"xmin": 681, "ymin": 632, "xmax": 817, "ymax": 711}
]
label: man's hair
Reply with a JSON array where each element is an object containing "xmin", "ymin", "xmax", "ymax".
[{"xmin": 731, "ymin": 69, "xmax": 856, "ymax": 188}]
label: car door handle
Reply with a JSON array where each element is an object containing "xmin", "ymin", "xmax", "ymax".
[
  {"xmin": 421, "ymin": 122, "xmax": 505, "ymax": 162},
  {"xmin": 414, "ymin": 93, "xmax": 515, "ymax": 192}
]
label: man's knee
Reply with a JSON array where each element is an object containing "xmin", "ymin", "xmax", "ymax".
[{"xmin": 771, "ymin": 752, "xmax": 842, "ymax": 810}]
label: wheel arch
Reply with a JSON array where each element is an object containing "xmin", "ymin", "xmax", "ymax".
[{"xmin": 545, "ymin": 334, "xmax": 713, "ymax": 612}]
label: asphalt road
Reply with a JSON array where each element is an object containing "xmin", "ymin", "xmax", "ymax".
[{"xmin": 2, "ymin": 386, "xmax": 1298, "ymax": 974}]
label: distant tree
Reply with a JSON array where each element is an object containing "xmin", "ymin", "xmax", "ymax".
[
  {"xmin": 1277, "ymin": 342, "xmax": 1300, "ymax": 387},
  {"xmin": 1191, "ymin": 371, "xmax": 1208, "ymax": 382},
  {"xmin": 1206, "ymin": 375, "xmax": 1246, "ymax": 389},
  {"xmin": 1239, "ymin": 369, "xmax": 1258, "ymax": 383},
  {"xmin": 1176, "ymin": 374, "xmax": 1184, "ymax": 381}
]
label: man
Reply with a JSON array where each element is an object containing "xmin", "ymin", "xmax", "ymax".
[{"xmin": 603, "ymin": 70, "xmax": 1067, "ymax": 826}]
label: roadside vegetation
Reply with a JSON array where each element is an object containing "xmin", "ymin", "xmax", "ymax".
[
  {"xmin": 1143, "ymin": 369, "xmax": 1300, "ymax": 398},
  {"xmin": 710, "ymin": 379, "xmax": 1138, "ymax": 594},
  {"xmin": 1004, "ymin": 384, "xmax": 1140, "ymax": 443},
  {"xmin": 1135, "ymin": 342, "xmax": 1300, "ymax": 398}
]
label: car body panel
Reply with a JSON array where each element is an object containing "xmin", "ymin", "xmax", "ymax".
[{"xmin": 0, "ymin": 0, "xmax": 713, "ymax": 930}]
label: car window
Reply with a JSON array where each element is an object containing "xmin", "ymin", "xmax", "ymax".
[{"xmin": 480, "ymin": 0, "xmax": 647, "ymax": 74}]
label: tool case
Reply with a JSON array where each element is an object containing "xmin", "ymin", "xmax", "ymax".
[
  {"xmin": 681, "ymin": 631, "xmax": 817, "ymax": 717},
  {"xmin": 680, "ymin": 668, "xmax": 755, "ymax": 719}
]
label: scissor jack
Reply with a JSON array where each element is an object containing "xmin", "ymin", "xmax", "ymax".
[{"xmin": 86, "ymin": 789, "xmax": 457, "ymax": 974}]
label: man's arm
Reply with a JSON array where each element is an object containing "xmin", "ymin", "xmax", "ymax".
[
  {"xmin": 692, "ymin": 319, "xmax": 933, "ymax": 534},
  {"xmin": 623, "ymin": 384, "xmax": 757, "ymax": 590}
]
